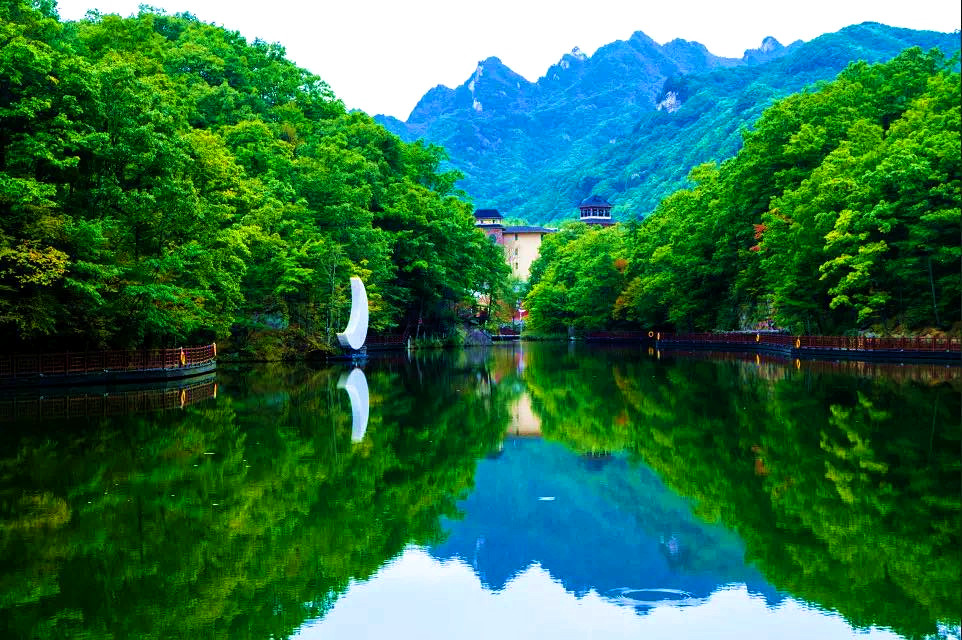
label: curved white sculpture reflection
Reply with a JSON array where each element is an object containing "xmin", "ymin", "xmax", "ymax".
[
  {"xmin": 338, "ymin": 367, "xmax": 369, "ymax": 442},
  {"xmin": 337, "ymin": 276, "xmax": 368, "ymax": 351}
]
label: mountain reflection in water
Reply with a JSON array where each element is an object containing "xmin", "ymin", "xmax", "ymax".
[{"xmin": 430, "ymin": 437, "xmax": 780, "ymax": 612}]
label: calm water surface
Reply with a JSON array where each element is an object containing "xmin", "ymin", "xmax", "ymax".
[{"xmin": 1, "ymin": 344, "xmax": 959, "ymax": 639}]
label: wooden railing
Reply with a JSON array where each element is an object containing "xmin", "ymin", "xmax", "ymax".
[
  {"xmin": 794, "ymin": 334, "xmax": 960, "ymax": 352},
  {"xmin": 656, "ymin": 332, "xmax": 791, "ymax": 346},
  {"xmin": 0, "ymin": 344, "xmax": 217, "ymax": 380},
  {"xmin": 586, "ymin": 331, "xmax": 650, "ymax": 340},
  {"xmin": 657, "ymin": 332, "xmax": 960, "ymax": 353},
  {"xmin": 366, "ymin": 332, "xmax": 407, "ymax": 346}
]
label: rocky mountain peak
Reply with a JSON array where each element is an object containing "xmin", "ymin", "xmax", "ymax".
[
  {"xmin": 760, "ymin": 36, "xmax": 783, "ymax": 52},
  {"xmin": 743, "ymin": 36, "xmax": 793, "ymax": 63},
  {"xmin": 374, "ymin": 23, "xmax": 956, "ymax": 225}
]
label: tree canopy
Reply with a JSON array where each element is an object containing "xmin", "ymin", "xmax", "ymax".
[{"xmin": 0, "ymin": 1, "xmax": 509, "ymax": 352}]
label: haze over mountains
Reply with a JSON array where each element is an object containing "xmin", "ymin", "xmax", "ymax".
[{"xmin": 375, "ymin": 23, "xmax": 959, "ymax": 225}]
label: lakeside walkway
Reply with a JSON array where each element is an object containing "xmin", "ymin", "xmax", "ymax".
[
  {"xmin": 585, "ymin": 331, "xmax": 960, "ymax": 363},
  {"xmin": 0, "ymin": 344, "xmax": 217, "ymax": 387}
]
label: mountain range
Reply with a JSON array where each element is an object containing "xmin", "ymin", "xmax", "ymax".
[{"xmin": 375, "ymin": 23, "xmax": 960, "ymax": 225}]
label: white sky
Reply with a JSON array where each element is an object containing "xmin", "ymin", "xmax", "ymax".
[
  {"xmin": 293, "ymin": 547, "xmax": 908, "ymax": 640},
  {"xmin": 53, "ymin": 0, "xmax": 961, "ymax": 119}
]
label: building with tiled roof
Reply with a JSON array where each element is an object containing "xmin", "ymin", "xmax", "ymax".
[
  {"xmin": 503, "ymin": 225, "xmax": 555, "ymax": 280},
  {"xmin": 504, "ymin": 225, "xmax": 555, "ymax": 234},
  {"xmin": 473, "ymin": 209, "xmax": 555, "ymax": 280},
  {"xmin": 475, "ymin": 208, "xmax": 505, "ymax": 244},
  {"xmin": 578, "ymin": 195, "xmax": 614, "ymax": 226}
]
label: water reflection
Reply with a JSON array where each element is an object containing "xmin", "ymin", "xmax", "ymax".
[
  {"xmin": 0, "ymin": 345, "xmax": 957, "ymax": 640},
  {"xmin": 0, "ymin": 373, "xmax": 217, "ymax": 422},
  {"xmin": 0, "ymin": 358, "xmax": 509, "ymax": 639},
  {"xmin": 516, "ymin": 343, "xmax": 961, "ymax": 639},
  {"xmin": 337, "ymin": 367, "xmax": 369, "ymax": 442},
  {"xmin": 299, "ymin": 550, "xmax": 907, "ymax": 640},
  {"xmin": 429, "ymin": 437, "xmax": 779, "ymax": 612}
]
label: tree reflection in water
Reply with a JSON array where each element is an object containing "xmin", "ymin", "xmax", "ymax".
[
  {"xmin": 0, "ymin": 346, "xmax": 957, "ymax": 640},
  {"xmin": 521, "ymin": 343, "xmax": 960, "ymax": 639},
  {"xmin": 0, "ymin": 357, "xmax": 509, "ymax": 639}
]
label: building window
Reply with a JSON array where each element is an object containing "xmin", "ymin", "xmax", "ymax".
[{"xmin": 514, "ymin": 234, "xmax": 518, "ymax": 241}]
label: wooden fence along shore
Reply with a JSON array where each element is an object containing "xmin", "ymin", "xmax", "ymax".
[
  {"xmin": 585, "ymin": 331, "xmax": 960, "ymax": 362},
  {"xmin": 1, "ymin": 331, "xmax": 957, "ymax": 388},
  {"xmin": 0, "ymin": 344, "xmax": 217, "ymax": 386}
]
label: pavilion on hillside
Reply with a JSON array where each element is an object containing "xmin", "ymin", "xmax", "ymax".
[{"xmin": 578, "ymin": 195, "xmax": 614, "ymax": 226}]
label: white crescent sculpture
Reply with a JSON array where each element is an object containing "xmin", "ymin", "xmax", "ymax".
[
  {"xmin": 337, "ymin": 367, "xmax": 369, "ymax": 442},
  {"xmin": 337, "ymin": 276, "xmax": 368, "ymax": 351}
]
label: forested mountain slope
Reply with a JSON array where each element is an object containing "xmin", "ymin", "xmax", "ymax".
[
  {"xmin": 523, "ymin": 49, "xmax": 961, "ymax": 335},
  {"xmin": 377, "ymin": 23, "xmax": 959, "ymax": 225}
]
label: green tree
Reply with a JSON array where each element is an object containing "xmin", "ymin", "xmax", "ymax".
[
  {"xmin": 524, "ymin": 223, "xmax": 626, "ymax": 332},
  {"xmin": 0, "ymin": 4, "xmax": 509, "ymax": 351}
]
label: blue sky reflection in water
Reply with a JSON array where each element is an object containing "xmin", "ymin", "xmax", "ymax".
[
  {"xmin": 298, "ymin": 550, "xmax": 906, "ymax": 640},
  {"xmin": 295, "ymin": 436, "xmax": 913, "ymax": 640}
]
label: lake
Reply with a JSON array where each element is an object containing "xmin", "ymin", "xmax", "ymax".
[{"xmin": 0, "ymin": 343, "xmax": 959, "ymax": 639}]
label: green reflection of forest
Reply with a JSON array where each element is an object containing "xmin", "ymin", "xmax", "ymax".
[
  {"xmin": 0, "ymin": 356, "xmax": 509, "ymax": 639},
  {"xmin": 523, "ymin": 344, "xmax": 961, "ymax": 639}
]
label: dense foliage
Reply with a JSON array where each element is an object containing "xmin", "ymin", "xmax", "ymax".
[
  {"xmin": 525, "ymin": 49, "xmax": 961, "ymax": 334},
  {"xmin": 524, "ymin": 222, "xmax": 627, "ymax": 333},
  {"xmin": 0, "ymin": 1, "xmax": 509, "ymax": 352},
  {"xmin": 520, "ymin": 344, "xmax": 961, "ymax": 639},
  {"xmin": 379, "ymin": 23, "xmax": 958, "ymax": 225}
]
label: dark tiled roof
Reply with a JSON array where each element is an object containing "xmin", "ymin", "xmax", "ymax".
[
  {"xmin": 504, "ymin": 225, "xmax": 556, "ymax": 233},
  {"xmin": 474, "ymin": 208, "xmax": 503, "ymax": 218},
  {"xmin": 579, "ymin": 195, "xmax": 611, "ymax": 207}
]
